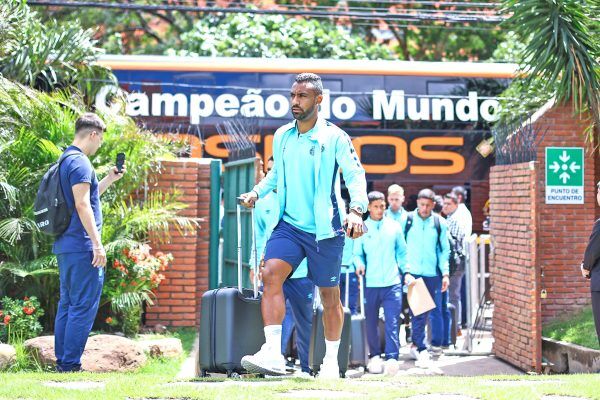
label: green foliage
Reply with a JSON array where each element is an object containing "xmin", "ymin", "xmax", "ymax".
[
  {"xmin": 500, "ymin": 0, "xmax": 600, "ymax": 138},
  {"xmin": 0, "ymin": 296, "xmax": 44, "ymax": 343},
  {"xmin": 0, "ymin": 0, "xmax": 116, "ymax": 105},
  {"xmin": 103, "ymin": 244, "xmax": 173, "ymax": 336},
  {"xmin": 173, "ymin": 12, "xmax": 394, "ymax": 60},
  {"xmin": 543, "ymin": 306, "xmax": 599, "ymax": 350},
  {"xmin": 0, "ymin": 76, "xmax": 195, "ymax": 331}
]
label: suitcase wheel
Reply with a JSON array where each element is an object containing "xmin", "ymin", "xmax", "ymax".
[
  {"xmin": 227, "ymin": 371, "xmax": 241, "ymax": 379},
  {"xmin": 200, "ymin": 369, "xmax": 210, "ymax": 378}
]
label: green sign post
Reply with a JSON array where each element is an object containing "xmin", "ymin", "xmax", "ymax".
[{"xmin": 545, "ymin": 147, "xmax": 584, "ymax": 204}]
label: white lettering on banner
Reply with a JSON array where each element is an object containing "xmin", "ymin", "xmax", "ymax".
[
  {"xmin": 215, "ymin": 94, "xmax": 239, "ymax": 117},
  {"xmin": 332, "ymin": 96, "xmax": 356, "ymax": 120},
  {"xmin": 190, "ymin": 94, "xmax": 214, "ymax": 124},
  {"xmin": 151, "ymin": 93, "xmax": 188, "ymax": 117},
  {"xmin": 240, "ymin": 89, "xmax": 265, "ymax": 117},
  {"xmin": 95, "ymin": 85, "xmax": 501, "ymax": 123},
  {"xmin": 265, "ymin": 94, "xmax": 289, "ymax": 118}
]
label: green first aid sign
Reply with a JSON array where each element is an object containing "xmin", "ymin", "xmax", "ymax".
[{"xmin": 545, "ymin": 147, "xmax": 584, "ymax": 204}]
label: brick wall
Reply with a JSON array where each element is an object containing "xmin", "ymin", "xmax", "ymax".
[
  {"xmin": 489, "ymin": 103, "xmax": 596, "ymax": 372},
  {"xmin": 489, "ymin": 162, "xmax": 541, "ymax": 372},
  {"xmin": 534, "ymin": 105, "xmax": 595, "ymax": 322},
  {"xmin": 144, "ymin": 159, "xmax": 212, "ymax": 327}
]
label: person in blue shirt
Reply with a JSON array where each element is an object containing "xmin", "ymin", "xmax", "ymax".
[
  {"xmin": 401, "ymin": 188, "xmax": 450, "ymax": 368},
  {"xmin": 384, "ymin": 184, "xmax": 406, "ymax": 223},
  {"xmin": 240, "ymin": 73, "xmax": 368, "ymax": 378},
  {"xmin": 384, "ymin": 184, "xmax": 410, "ymax": 343},
  {"xmin": 251, "ymin": 157, "xmax": 315, "ymax": 378},
  {"xmin": 52, "ymin": 113, "xmax": 125, "ymax": 372},
  {"xmin": 354, "ymin": 191, "xmax": 407, "ymax": 377}
]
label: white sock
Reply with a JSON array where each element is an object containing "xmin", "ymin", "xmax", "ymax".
[
  {"xmin": 324, "ymin": 339, "xmax": 340, "ymax": 362},
  {"xmin": 264, "ymin": 325, "xmax": 282, "ymax": 352}
]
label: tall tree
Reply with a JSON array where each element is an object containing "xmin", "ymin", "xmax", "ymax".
[{"xmin": 500, "ymin": 0, "xmax": 600, "ymax": 139}]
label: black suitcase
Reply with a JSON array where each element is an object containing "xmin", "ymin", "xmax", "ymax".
[
  {"xmin": 308, "ymin": 294, "xmax": 352, "ymax": 377},
  {"xmin": 348, "ymin": 274, "xmax": 368, "ymax": 368},
  {"xmin": 199, "ymin": 202, "xmax": 263, "ymax": 377}
]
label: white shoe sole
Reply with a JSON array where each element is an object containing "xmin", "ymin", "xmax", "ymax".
[{"xmin": 241, "ymin": 356, "xmax": 289, "ymax": 376}]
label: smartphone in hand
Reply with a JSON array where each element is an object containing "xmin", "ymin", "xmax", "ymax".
[{"xmin": 116, "ymin": 152, "xmax": 125, "ymax": 173}]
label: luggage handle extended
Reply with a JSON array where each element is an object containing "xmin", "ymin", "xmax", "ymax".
[
  {"xmin": 358, "ymin": 274, "xmax": 365, "ymax": 318},
  {"xmin": 236, "ymin": 198, "xmax": 259, "ymax": 298},
  {"xmin": 344, "ymin": 271, "xmax": 365, "ymax": 318}
]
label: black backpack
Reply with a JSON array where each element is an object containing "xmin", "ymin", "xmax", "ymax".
[
  {"xmin": 404, "ymin": 212, "xmax": 462, "ymax": 276},
  {"xmin": 33, "ymin": 150, "xmax": 81, "ymax": 236}
]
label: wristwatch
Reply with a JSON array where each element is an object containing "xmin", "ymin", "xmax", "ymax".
[{"xmin": 350, "ymin": 206, "xmax": 364, "ymax": 216}]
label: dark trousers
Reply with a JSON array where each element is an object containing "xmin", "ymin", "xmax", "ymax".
[
  {"xmin": 339, "ymin": 271, "xmax": 359, "ymax": 315},
  {"xmin": 281, "ymin": 277, "xmax": 314, "ymax": 373},
  {"xmin": 592, "ymin": 291, "xmax": 600, "ymax": 346},
  {"xmin": 55, "ymin": 252, "xmax": 104, "ymax": 372},
  {"xmin": 410, "ymin": 275, "xmax": 443, "ymax": 351},
  {"xmin": 365, "ymin": 284, "xmax": 402, "ymax": 360}
]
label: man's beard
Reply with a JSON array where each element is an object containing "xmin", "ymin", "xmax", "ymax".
[{"xmin": 292, "ymin": 105, "xmax": 316, "ymax": 121}]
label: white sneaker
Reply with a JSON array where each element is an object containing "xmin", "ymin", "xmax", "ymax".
[
  {"xmin": 294, "ymin": 370, "xmax": 313, "ymax": 379},
  {"xmin": 383, "ymin": 359, "xmax": 399, "ymax": 377},
  {"xmin": 367, "ymin": 355, "xmax": 383, "ymax": 374},
  {"xmin": 318, "ymin": 358, "xmax": 340, "ymax": 379},
  {"xmin": 409, "ymin": 346, "xmax": 419, "ymax": 360},
  {"xmin": 241, "ymin": 344, "xmax": 288, "ymax": 376},
  {"xmin": 429, "ymin": 346, "xmax": 442, "ymax": 357},
  {"xmin": 415, "ymin": 349, "xmax": 432, "ymax": 369}
]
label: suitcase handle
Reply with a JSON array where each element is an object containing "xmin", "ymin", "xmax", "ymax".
[
  {"xmin": 236, "ymin": 202, "xmax": 259, "ymax": 297},
  {"xmin": 358, "ymin": 274, "xmax": 365, "ymax": 318}
]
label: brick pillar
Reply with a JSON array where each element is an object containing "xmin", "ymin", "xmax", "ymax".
[
  {"xmin": 534, "ymin": 105, "xmax": 595, "ymax": 323},
  {"xmin": 489, "ymin": 102, "xmax": 595, "ymax": 372},
  {"xmin": 490, "ymin": 162, "xmax": 541, "ymax": 372},
  {"xmin": 144, "ymin": 158, "xmax": 212, "ymax": 327}
]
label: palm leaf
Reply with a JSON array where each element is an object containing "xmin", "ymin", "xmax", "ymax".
[
  {"xmin": 109, "ymin": 290, "xmax": 155, "ymax": 313},
  {"xmin": 502, "ymin": 0, "xmax": 600, "ymax": 140}
]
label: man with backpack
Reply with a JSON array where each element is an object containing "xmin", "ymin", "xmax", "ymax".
[
  {"xmin": 50, "ymin": 113, "xmax": 125, "ymax": 372},
  {"xmin": 402, "ymin": 189, "xmax": 450, "ymax": 368},
  {"xmin": 442, "ymin": 193, "xmax": 467, "ymax": 339}
]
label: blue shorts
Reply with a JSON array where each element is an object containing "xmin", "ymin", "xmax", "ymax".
[{"xmin": 264, "ymin": 220, "xmax": 344, "ymax": 287}]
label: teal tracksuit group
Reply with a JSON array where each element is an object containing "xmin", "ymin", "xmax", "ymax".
[
  {"xmin": 354, "ymin": 217, "xmax": 407, "ymax": 359},
  {"xmin": 401, "ymin": 210, "xmax": 450, "ymax": 351}
]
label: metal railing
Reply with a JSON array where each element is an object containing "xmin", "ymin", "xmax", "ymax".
[{"xmin": 464, "ymin": 233, "xmax": 492, "ymax": 352}]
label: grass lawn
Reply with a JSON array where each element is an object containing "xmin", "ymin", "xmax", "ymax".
[
  {"xmin": 542, "ymin": 306, "xmax": 600, "ymax": 350},
  {"xmin": 1, "ymin": 327, "xmax": 599, "ymax": 399}
]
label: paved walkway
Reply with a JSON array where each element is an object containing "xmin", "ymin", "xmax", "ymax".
[{"xmin": 179, "ymin": 329, "xmax": 522, "ymax": 380}]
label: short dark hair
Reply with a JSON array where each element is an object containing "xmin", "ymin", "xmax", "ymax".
[
  {"xmin": 444, "ymin": 192, "xmax": 459, "ymax": 204},
  {"xmin": 295, "ymin": 73, "xmax": 323, "ymax": 95},
  {"xmin": 417, "ymin": 188, "xmax": 436, "ymax": 201},
  {"xmin": 367, "ymin": 191, "xmax": 385, "ymax": 203},
  {"xmin": 451, "ymin": 186, "xmax": 468, "ymax": 201},
  {"xmin": 75, "ymin": 113, "xmax": 106, "ymax": 136},
  {"xmin": 433, "ymin": 195, "xmax": 443, "ymax": 213}
]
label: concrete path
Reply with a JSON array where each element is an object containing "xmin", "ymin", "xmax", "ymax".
[{"xmin": 180, "ymin": 329, "xmax": 522, "ymax": 379}]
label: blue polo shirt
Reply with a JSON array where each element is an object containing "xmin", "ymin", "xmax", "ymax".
[
  {"xmin": 282, "ymin": 125, "xmax": 317, "ymax": 234},
  {"xmin": 52, "ymin": 146, "xmax": 102, "ymax": 254}
]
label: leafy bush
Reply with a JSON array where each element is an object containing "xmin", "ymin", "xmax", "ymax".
[
  {"xmin": 0, "ymin": 296, "xmax": 44, "ymax": 343},
  {"xmin": 104, "ymin": 244, "xmax": 173, "ymax": 336}
]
